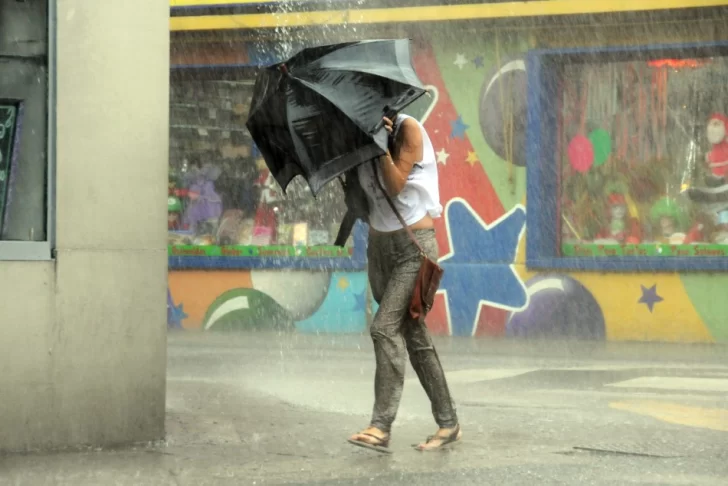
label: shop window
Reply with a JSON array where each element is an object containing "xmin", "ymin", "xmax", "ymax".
[
  {"xmin": 527, "ymin": 42, "xmax": 728, "ymax": 271},
  {"xmin": 168, "ymin": 68, "xmax": 365, "ymax": 270},
  {"xmin": 0, "ymin": 0, "xmax": 52, "ymax": 259}
]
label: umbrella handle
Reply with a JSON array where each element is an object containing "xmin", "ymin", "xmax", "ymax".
[
  {"xmin": 372, "ymin": 106, "xmax": 399, "ymax": 134},
  {"xmin": 372, "ymin": 87, "xmax": 428, "ymax": 134},
  {"xmin": 372, "ymin": 118, "xmax": 390, "ymax": 134},
  {"xmin": 383, "ymin": 106, "xmax": 398, "ymax": 121}
]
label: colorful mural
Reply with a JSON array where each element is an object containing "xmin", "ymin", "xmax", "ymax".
[
  {"xmin": 418, "ymin": 33, "xmax": 728, "ymax": 343},
  {"xmin": 168, "ymin": 269, "xmax": 368, "ymax": 332},
  {"xmin": 168, "ymin": 32, "xmax": 728, "ymax": 343}
]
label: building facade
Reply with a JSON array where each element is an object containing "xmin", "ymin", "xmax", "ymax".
[
  {"xmin": 167, "ymin": 0, "xmax": 728, "ymax": 343},
  {"xmin": 0, "ymin": 0, "xmax": 169, "ymax": 452}
]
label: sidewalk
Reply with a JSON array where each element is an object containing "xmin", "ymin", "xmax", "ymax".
[{"xmin": 1, "ymin": 332, "xmax": 727, "ymax": 485}]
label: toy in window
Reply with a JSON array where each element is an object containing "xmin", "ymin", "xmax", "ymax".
[
  {"xmin": 183, "ymin": 163, "xmax": 223, "ymax": 234},
  {"xmin": 649, "ymin": 197, "xmax": 688, "ymax": 244},
  {"xmin": 595, "ymin": 190, "xmax": 641, "ymax": 244},
  {"xmin": 706, "ymin": 113, "xmax": 728, "ymax": 185}
]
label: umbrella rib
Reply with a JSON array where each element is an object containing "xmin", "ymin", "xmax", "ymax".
[
  {"xmin": 247, "ymin": 69, "xmax": 277, "ymax": 122},
  {"xmin": 307, "ymin": 39, "xmax": 423, "ymax": 90},
  {"xmin": 304, "ymin": 65, "xmax": 423, "ymax": 94},
  {"xmin": 296, "ymin": 68, "xmax": 426, "ymax": 125}
]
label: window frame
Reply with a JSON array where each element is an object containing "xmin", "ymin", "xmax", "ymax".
[
  {"xmin": 0, "ymin": 0, "xmax": 55, "ymax": 261},
  {"xmin": 526, "ymin": 40, "xmax": 728, "ymax": 272}
]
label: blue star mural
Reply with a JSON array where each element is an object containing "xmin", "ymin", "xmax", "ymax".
[
  {"xmin": 438, "ymin": 199, "xmax": 528, "ymax": 336},
  {"xmin": 449, "ymin": 115, "xmax": 470, "ymax": 140},
  {"xmin": 169, "ymin": 303, "xmax": 188, "ymax": 329},
  {"xmin": 638, "ymin": 284, "xmax": 663, "ymax": 313},
  {"xmin": 352, "ymin": 291, "xmax": 367, "ymax": 312},
  {"xmin": 167, "ymin": 288, "xmax": 188, "ymax": 329},
  {"xmin": 473, "ymin": 56, "xmax": 484, "ymax": 68}
]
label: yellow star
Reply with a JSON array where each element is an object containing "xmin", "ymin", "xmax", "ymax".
[
  {"xmin": 337, "ymin": 277, "xmax": 350, "ymax": 291},
  {"xmin": 466, "ymin": 151, "xmax": 479, "ymax": 166}
]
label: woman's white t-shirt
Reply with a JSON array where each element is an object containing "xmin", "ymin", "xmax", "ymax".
[{"xmin": 358, "ymin": 114, "xmax": 442, "ymax": 232}]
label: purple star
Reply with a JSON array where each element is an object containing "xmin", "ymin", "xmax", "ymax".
[
  {"xmin": 473, "ymin": 56, "xmax": 484, "ymax": 68},
  {"xmin": 638, "ymin": 284, "xmax": 664, "ymax": 313}
]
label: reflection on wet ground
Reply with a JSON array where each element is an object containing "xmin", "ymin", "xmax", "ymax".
[{"xmin": 2, "ymin": 333, "xmax": 727, "ymax": 485}]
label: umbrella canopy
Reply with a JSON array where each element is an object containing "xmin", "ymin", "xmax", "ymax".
[{"xmin": 246, "ymin": 39, "xmax": 427, "ymax": 195}]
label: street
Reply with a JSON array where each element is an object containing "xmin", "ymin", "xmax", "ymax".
[{"xmin": 2, "ymin": 332, "xmax": 727, "ymax": 485}]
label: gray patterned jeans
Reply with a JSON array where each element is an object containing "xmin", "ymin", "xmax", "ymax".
[{"xmin": 367, "ymin": 228, "xmax": 458, "ymax": 433}]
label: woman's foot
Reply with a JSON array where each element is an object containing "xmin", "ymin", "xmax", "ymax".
[
  {"xmin": 414, "ymin": 425, "xmax": 462, "ymax": 451},
  {"xmin": 348, "ymin": 426, "xmax": 392, "ymax": 454}
]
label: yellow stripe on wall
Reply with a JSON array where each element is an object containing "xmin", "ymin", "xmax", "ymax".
[
  {"xmin": 171, "ymin": 0, "xmax": 283, "ymax": 6},
  {"xmin": 170, "ymin": 0, "xmax": 728, "ymax": 31}
]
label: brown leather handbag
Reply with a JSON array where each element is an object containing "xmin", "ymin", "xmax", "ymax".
[{"xmin": 372, "ymin": 161, "xmax": 444, "ymax": 321}]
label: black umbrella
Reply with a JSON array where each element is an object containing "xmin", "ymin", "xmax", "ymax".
[{"xmin": 245, "ymin": 39, "xmax": 427, "ymax": 195}]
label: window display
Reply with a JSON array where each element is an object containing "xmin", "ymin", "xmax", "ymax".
[
  {"xmin": 168, "ymin": 71, "xmax": 354, "ymax": 264},
  {"xmin": 558, "ymin": 55, "xmax": 728, "ymax": 257}
]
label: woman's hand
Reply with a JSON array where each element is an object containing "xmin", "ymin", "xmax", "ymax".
[{"xmin": 383, "ymin": 116, "xmax": 397, "ymax": 158}]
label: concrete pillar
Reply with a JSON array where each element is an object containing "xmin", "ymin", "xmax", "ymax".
[{"xmin": 0, "ymin": 0, "xmax": 169, "ymax": 452}]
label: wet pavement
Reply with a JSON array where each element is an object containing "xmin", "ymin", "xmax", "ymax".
[{"xmin": 2, "ymin": 332, "xmax": 727, "ymax": 485}]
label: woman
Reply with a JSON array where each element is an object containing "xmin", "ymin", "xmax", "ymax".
[{"xmin": 347, "ymin": 114, "xmax": 461, "ymax": 453}]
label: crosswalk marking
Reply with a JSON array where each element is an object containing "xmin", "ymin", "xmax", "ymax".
[
  {"xmin": 606, "ymin": 377, "xmax": 728, "ymax": 393},
  {"xmin": 610, "ymin": 400, "xmax": 728, "ymax": 433},
  {"xmin": 437, "ymin": 368, "xmax": 538, "ymax": 384}
]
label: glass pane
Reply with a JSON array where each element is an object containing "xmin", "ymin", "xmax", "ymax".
[
  {"xmin": 558, "ymin": 56, "xmax": 728, "ymax": 257},
  {"xmin": 0, "ymin": 0, "xmax": 48, "ymax": 242},
  {"xmin": 0, "ymin": 103, "xmax": 18, "ymax": 236},
  {"xmin": 168, "ymin": 72, "xmax": 352, "ymax": 257}
]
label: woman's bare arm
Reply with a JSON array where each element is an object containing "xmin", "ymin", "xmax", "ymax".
[{"xmin": 379, "ymin": 118, "xmax": 424, "ymax": 196}]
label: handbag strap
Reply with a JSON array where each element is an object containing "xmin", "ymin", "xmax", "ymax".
[{"xmin": 371, "ymin": 160, "xmax": 427, "ymax": 257}]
